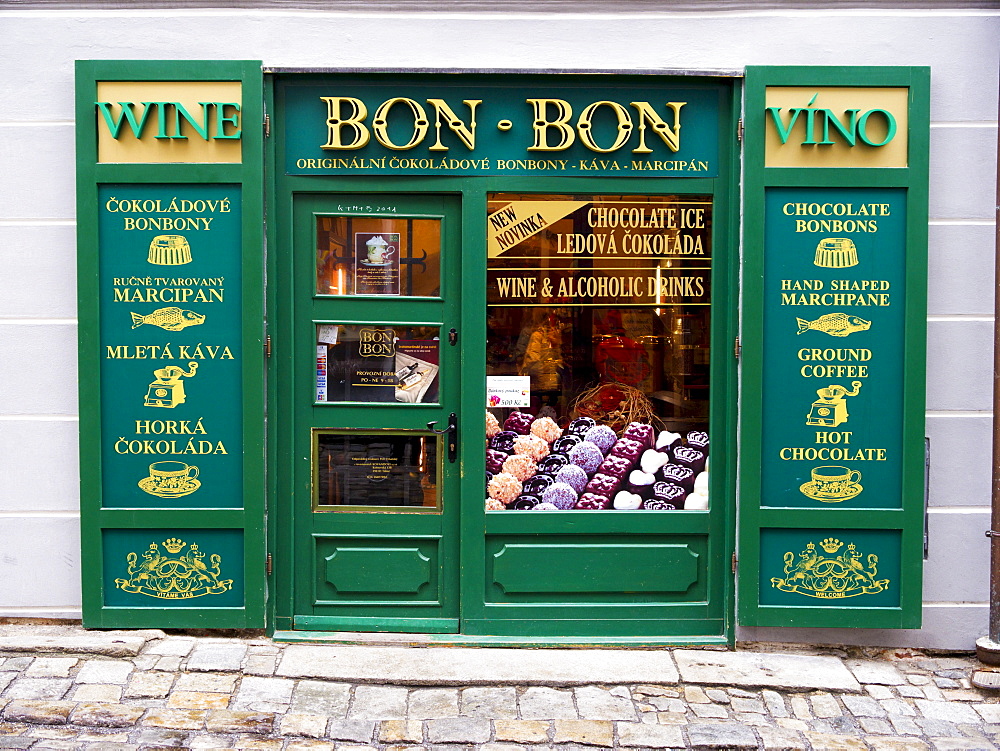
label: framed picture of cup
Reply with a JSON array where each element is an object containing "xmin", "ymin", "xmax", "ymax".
[{"xmin": 354, "ymin": 232, "xmax": 401, "ymax": 295}]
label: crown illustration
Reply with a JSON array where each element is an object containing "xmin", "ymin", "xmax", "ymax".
[
  {"xmin": 163, "ymin": 538, "xmax": 186, "ymax": 554},
  {"xmin": 821, "ymin": 538, "xmax": 843, "ymax": 553}
]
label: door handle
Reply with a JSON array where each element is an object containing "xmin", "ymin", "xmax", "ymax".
[{"xmin": 427, "ymin": 412, "xmax": 458, "ymax": 463}]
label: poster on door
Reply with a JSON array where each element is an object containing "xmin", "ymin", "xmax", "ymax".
[{"xmin": 354, "ymin": 232, "xmax": 401, "ymax": 295}]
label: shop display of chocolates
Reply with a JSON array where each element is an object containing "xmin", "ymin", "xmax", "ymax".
[{"xmin": 485, "ymin": 410, "xmax": 710, "ymax": 512}]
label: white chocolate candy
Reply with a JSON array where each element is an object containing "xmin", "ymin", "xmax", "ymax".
[
  {"xmin": 685, "ymin": 491, "xmax": 709, "ymax": 510},
  {"xmin": 694, "ymin": 471, "xmax": 709, "ymax": 495},
  {"xmin": 628, "ymin": 469, "xmax": 656, "ymax": 487},
  {"xmin": 613, "ymin": 490, "xmax": 643, "ymax": 510},
  {"xmin": 640, "ymin": 449, "xmax": 671, "ymax": 475},
  {"xmin": 656, "ymin": 430, "xmax": 683, "ymax": 450}
]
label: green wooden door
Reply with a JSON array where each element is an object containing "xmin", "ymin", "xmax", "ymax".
[{"xmin": 286, "ymin": 193, "xmax": 463, "ymax": 633}]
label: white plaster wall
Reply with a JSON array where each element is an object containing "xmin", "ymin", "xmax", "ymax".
[{"xmin": 0, "ymin": 7, "xmax": 996, "ymax": 646}]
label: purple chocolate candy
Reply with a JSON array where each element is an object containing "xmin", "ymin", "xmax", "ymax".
[
  {"xmin": 583, "ymin": 425, "xmax": 618, "ymax": 454},
  {"xmin": 584, "ymin": 472, "xmax": 622, "ymax": 497},
  {"xmin": 565, "ymin": 416, "xmax": 597, "ymax": 437},
  {"xmin": 686, "ymin": 430, "xmax": 709, "ymax": 451},
  {"xmin": 489, "ymin": 431, "xmax": 518, "ymax": 453},
  {"xmin": 660, "ymin": 463, "xmax": 695, "ymax": 492},
  {"xmin": 486, "ymin": 449, "xmax": 507, "ymax": 474},
  {"xmin": 522, "ymin": 473, "xmax": 555, "ymax": 496},
  {"xmin": 542, "ymin": 481, "xmax": 579, "ymax": 510},
  {"xmin": 652, "ymin": 481, "xmax": 687, "ymax": 508},
  {"xmin": 643, "ymin": 497, "xmax": 677, "ymax": 510},
  {"xmin": 503, "ymin": 411, "xmax": 534, "ymax": 435},
  {"xmin": 551, "ymin": 434, "xmax": 583, "ymax": 455},
  {"xmin": 538, "ymin": 453, "xmax": 570, "ymax": 474},
  {"xmin": 509, "ymin": 494, "xmax": 540, "ymax": 510},
  {"xmin": 673, "ymin": 445, "xmax": 706, "ymax": 472},
  {"xmin": 555, "ymin": 464, "xmax": 589, "ymax": 493},
  {"xmin": 610, "ymin": 437, "xmax": 644, "ymax": 463},
  {"xmin": 622, "ymin": 422, "xmax": 655, "ymax": 450},
  {"xmin": 575, "ymin": 492, "xmax": 612, "ymax": 510},
  {"xmin": 486, "ymin": 471, "xmax": 494, "ymax": 491},
  {"xmin": 598, "ymin": 454, "xmax": 634, "ymax": 480},
  {"xmin": 568, "ymin": 441, "xmax": 604, "ymax": 474}
]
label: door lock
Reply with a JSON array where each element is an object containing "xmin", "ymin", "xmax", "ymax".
[
  {"xmin": 427, "ymin": 413, "xmax": 458, "ymax": 463},
  {"xmin": 448, "ymin": 328, "xmax": 458, "ymax": 346}
]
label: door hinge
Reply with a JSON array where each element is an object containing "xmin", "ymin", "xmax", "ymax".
[
  {"xmin": 265, "ymin": 335, "xmax": 271, "ymax": 358},
  {"xmin": 731, "ymin": 551, "xmax": 738, "ymax": 575},
  {"xmin": 734, "ymin": 336, "xmax": 741, "ymax": 360},
  {"xmin": 266, "ymin": 553, "xmax": 273, "ymax": 576},
  {"xmin": 263, "ymin": 114, "xmax": 271, "ymax": 138},
  {"xmin": 736, "ymin": 117, "xmax": 744, "ymax": 144}
]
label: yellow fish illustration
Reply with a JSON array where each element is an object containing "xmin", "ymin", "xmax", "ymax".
[
  {"xmin": 131, "ymin": 307, "xmax": 206, "ymax": 332},
  {"xmin": 796, "ymin": 313, "xmax": 871, "ymax": 338}
]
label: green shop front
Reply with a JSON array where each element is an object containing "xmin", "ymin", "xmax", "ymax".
[{"xmin": 76, "ymin": 63, "xmax": 928, "ymax": 643}]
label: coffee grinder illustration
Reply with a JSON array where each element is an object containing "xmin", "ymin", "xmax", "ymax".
[
  {"xmin": 806, "ymin": 381, "xmax": 862, "ymax": 428},
  {"xmin": 144, "ymin": 362, "xmax": 199, "ymax": 408}
]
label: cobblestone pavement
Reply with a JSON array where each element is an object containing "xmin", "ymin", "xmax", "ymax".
[{"xmin": 0, "ymin": 628, "xmax": 998, "ymax": 750}]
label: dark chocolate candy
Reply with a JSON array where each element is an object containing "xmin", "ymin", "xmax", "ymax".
[
  {"xmin": 652, "ymin": 481, "xmax": 687, "ymax": 508},
  {"xmin": 565, "ymin": 416, "xmax": 597, "ymax": 437},
  {"xmin": 660, "ymin": 463, "xmax": 695, "ymax": 492},
  {"xmin": 642, "ymin": 497, "xmax": 677, "ymax": 510},
  {"xmin": 551, "ymin": 434, "xmax": 583, "ymax": 455},
  {"xmin": 503, "ymin": 411, "xmax": 534, "ymax": 435},
  {"xmin": 489, "ymin": 431, "xmax": 518, "ymax": 452},
  {"xmin": 486, "ymin": 449, "xmax": 507, "ymax": 474},
  {"xmin": 609, "ymin": 437, "xmax": 644, "ymax": 462},
  {"xmin": 522, "ymin": 473, "xmax": 555, "ymax": 495},
  {"xmin": 686, "ymin": 430, "xmax": 710, "ymax": 451},
  {"xmin": 627, "ymin": 469, "xmax": 657, "ymax": 497},
  {"xmin": 509, "ymin": 494, "xmax": 540, "ymax": 510},
  {"xmin": 673, "ymin": 445, "xmax": 706, "ymax": 472},
  {"xmin": 537, "ymin": 453, "xmax": 570, "ymax": 474},
  {"xmin": 575, "ymin": 492, "xmax": 612, "ymax": 510},
  {"xmin": 584, "ymin": 472, "xmax": 622, "ymax": 497},
  {"xmin": 598, "ymin": 454, "xmax": 635, "ymax": 479}
]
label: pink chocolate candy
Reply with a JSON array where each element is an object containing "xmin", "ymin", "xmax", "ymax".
[
  {"xmin": 622, "ymin": 422, "xmax": 655, "ymax": 450},
  {"xmin": 503, "ymin": 411, "xmax": 534, "ymax": 435},
  {"xmin": 598, "ymin": 454, "xmax": 635, "ymax": 479},
  {"xmin": 584, "ymin": 472, "xmax": 622, "ymax": 497},
  {"xmin": 610, "ymin": 437, "xmax": 644, "ymax": 462},
  {"xmin": 575, "ymin": 492, "xmax": 612, "ymax": 510}
]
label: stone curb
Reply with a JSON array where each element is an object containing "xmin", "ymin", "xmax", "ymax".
[{"xmin": 0, "ymin": 633, "xmax": 152, "ymax": 658}]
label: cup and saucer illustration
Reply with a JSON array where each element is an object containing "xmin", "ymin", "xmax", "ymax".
[
  {"xmin": 362, "ymin": 235, "xmax": 396, "ymax": 266},
  {"xmin": 139, "ymin": 461, "xmax": 201, "ymax": 498},
  {"xmin": 799, "ymin": 465, "xmax": 862, "ymax": 502}
]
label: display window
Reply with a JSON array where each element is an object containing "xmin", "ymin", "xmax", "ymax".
[{"xmin": 485, "ymin": 194, "xmax": 711, "ymax": 512}]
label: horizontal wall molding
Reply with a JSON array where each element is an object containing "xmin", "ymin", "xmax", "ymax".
[
  {"xmin": 0, "ymin": 415, "xmax": 79, "ymax": 421},
  {"xmin": 5, "ymin": 2, "xmax": 1000, "ymax": 12},
  {"xmin": 0, "ymin": 319, "xmax": 78, "ymax": 325},
  {"xmin": 927, "ymin": 507, "xmax": 990, "ymax": 514}
]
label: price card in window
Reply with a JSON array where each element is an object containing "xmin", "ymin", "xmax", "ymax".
[{"xmin": 487, "ymin": 376, "xmax": 531, "ymax": 408}]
